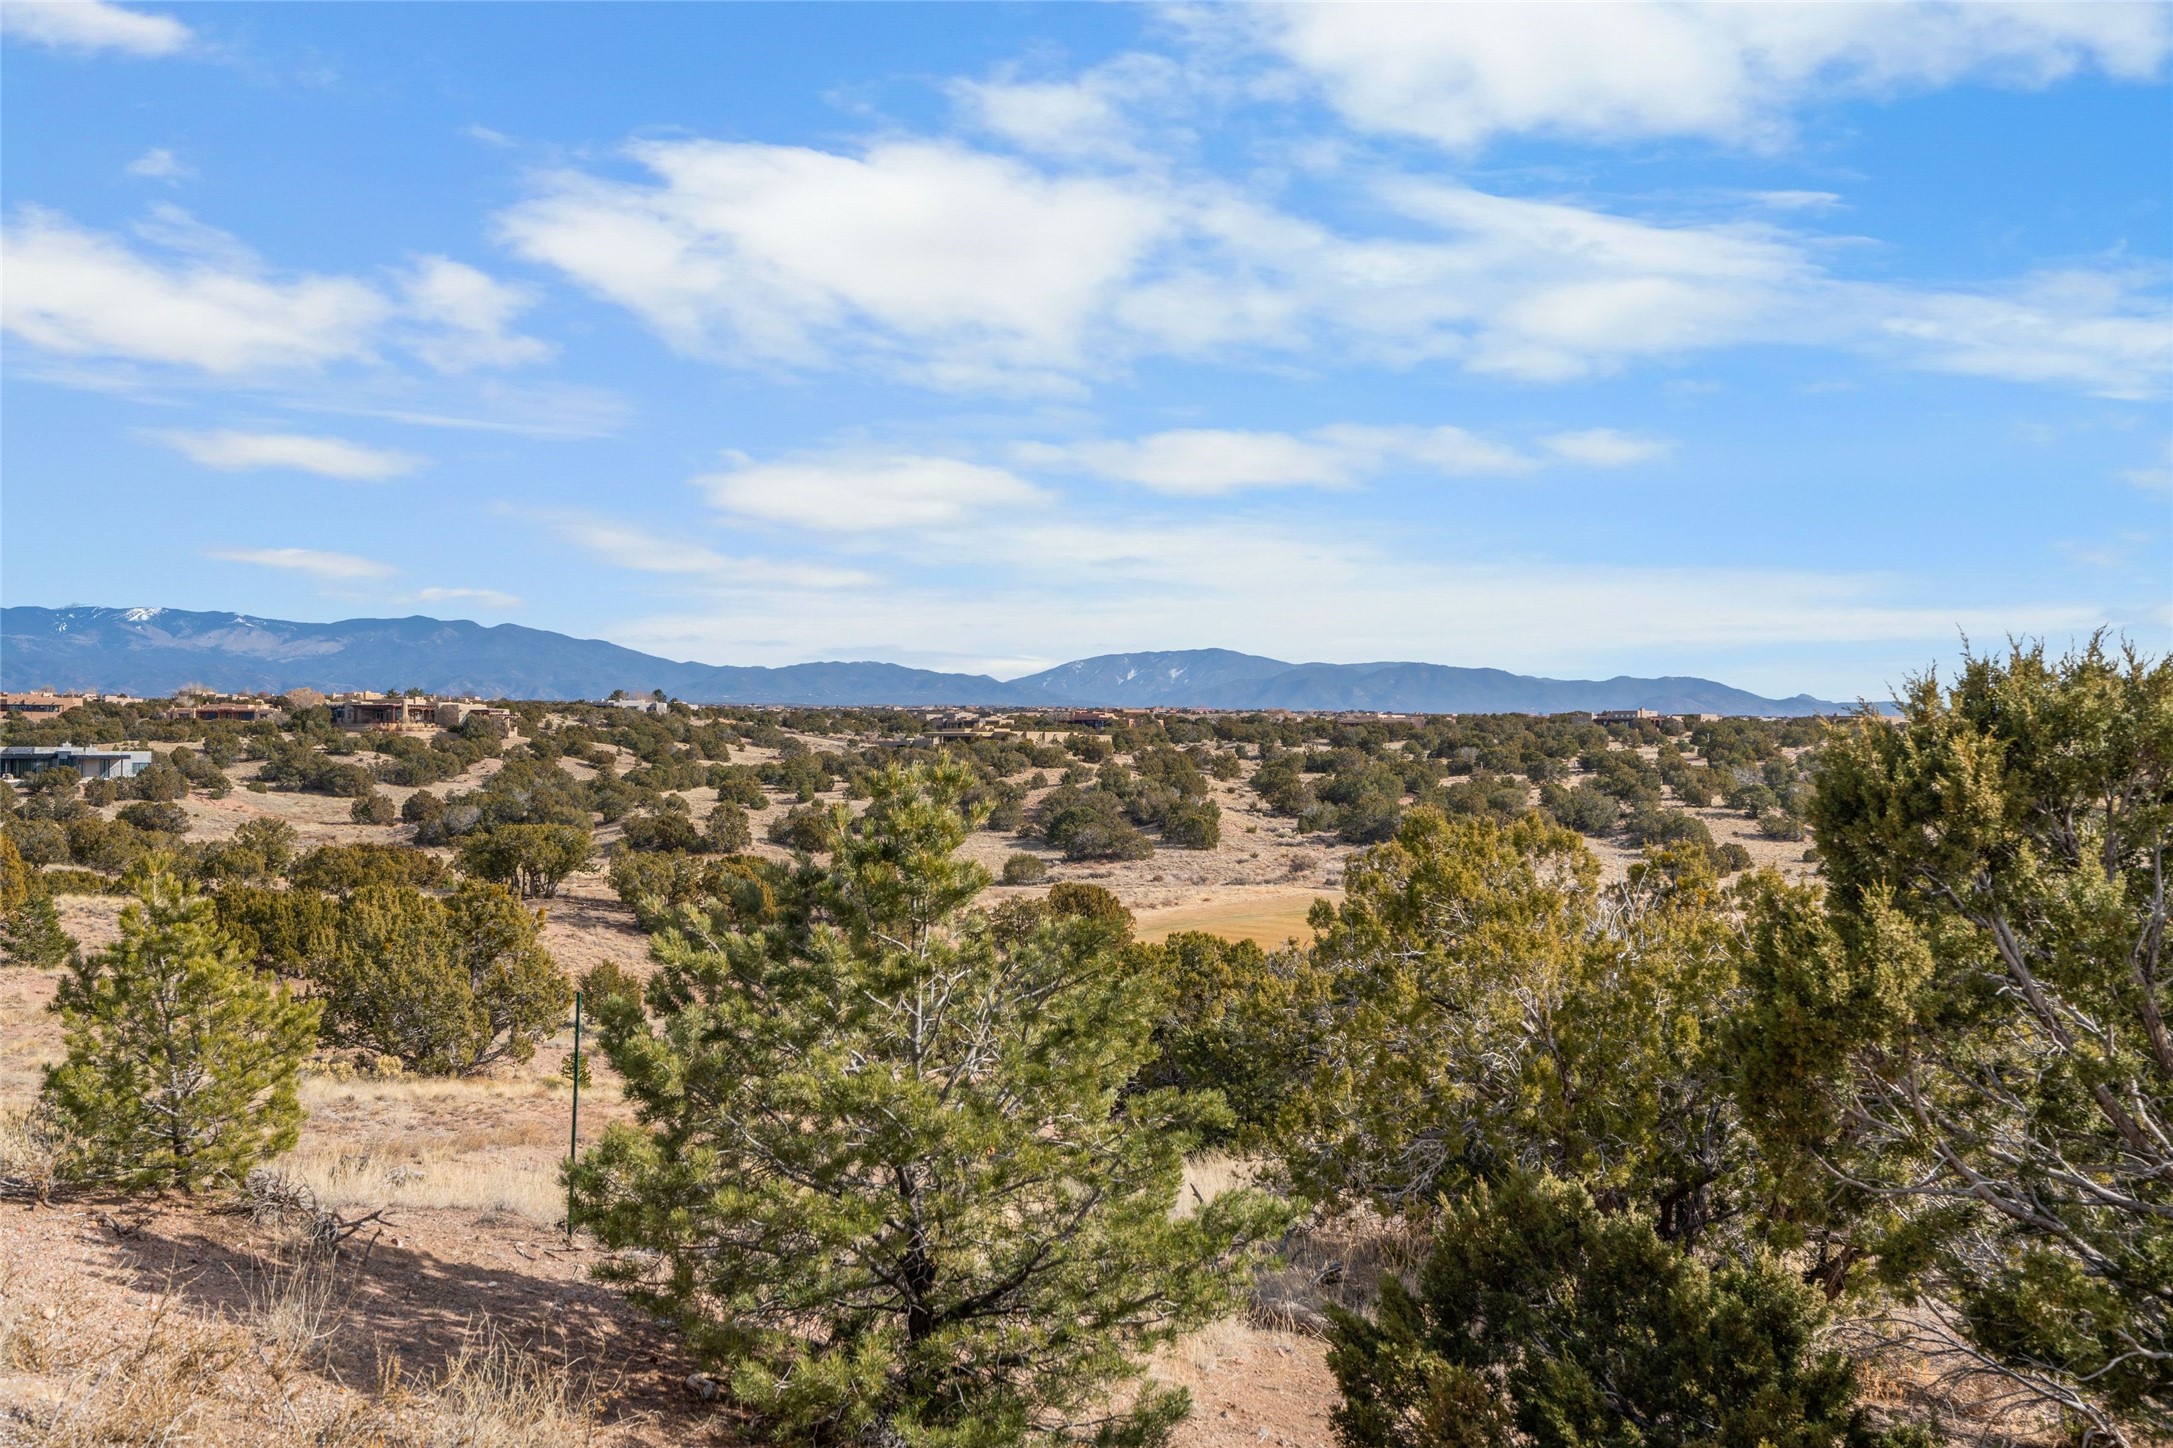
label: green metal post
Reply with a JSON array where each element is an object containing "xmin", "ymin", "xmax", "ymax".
[{"xmin": 566, "ymin": 990, "xmax": 582, "ymax": 1247}]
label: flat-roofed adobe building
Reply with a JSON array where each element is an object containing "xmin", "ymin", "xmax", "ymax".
[
  {"xmin": 169, "ymin": 699, "xmax": 285, "ymax": 724},
  {"xmin": 434, "ymin": 700, "xmax": 518, "ymax": 731},
  {"xmin": 0, "ymin": 693, "xmax": 88, "ymax": 717},
  {"xmin": 330, "ymin": 695, "xmax": 439, "ymax": 732},
  {"xmin": 0, "ymin": 743, "xmax": 154, "ymax": 780}
]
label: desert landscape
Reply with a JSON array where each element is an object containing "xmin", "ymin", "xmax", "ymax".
[{"xmin": 5, "ymin": 682, "xmax": 2100, "ymax": 1447}]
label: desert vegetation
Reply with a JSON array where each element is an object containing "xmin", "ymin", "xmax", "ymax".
[{"xmin": 2, "ymin": 639, "xmax": 2165, "ymax": 1445}]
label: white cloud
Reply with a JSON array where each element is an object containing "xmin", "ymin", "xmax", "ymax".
[
  {"xmin": 698, "ymin": 452, "xmax": 1047, "ymax": 532},
  {"xmin": 1241, "ymin": 3, "xmax": 2171, "ymax": 152},
  {"xmin": 206, "ymin": 547, "xmax": 394, "ymax": 580},
  {"xmin": 2120, "ymin": 440, "xmax": 2173, "ymax": 494},
  {"xmin": 398, "ymin": 256, "xmax": 552, "ymax": 371},
  {"xmin": 124, "ymin": 147, "xmax": 191, "ymax": 182},
  {"xmin": 413, "ymin": 586, "xmax": 522, "ymax": 609},
  {"xmin": 1870, "ymin": 268, "xmax": 2173, "ymax": 401},
  {"xmin": 516, "ymin": 507, "xmax": 877, "ymax": 586},
  {"xmin": 951, "ymin": 53, "xmax": 1188, "ymax": 162},
  {"xmin": 2, "ymin": 0, "xmax": 189, "ymax": 55},
  {"xmin": 1754, "ymin": 189, "xmax": 1844, "ymax": 212},
  {"xmin": 154, "ymin": 428, "xmax": 423, "ymax": 480},
  {"xmin": 542, "ymin": 513, "xmax": 736, "ymax": 574},
  {"xmin": 1021, "ymin": 424, "xmax": 1543, "ymax": 495},
  {"xmin": 498, "ymin": 138, "xmax": 1171, "ymax": 392},
  {"xmin": 1543, "ymin": 429, "xmax": 1674, "ymax": 467},
  {"xmin": 1, "ymin": 208, "xmax": 552, "ymax": 383},
  {"xmin": 1, "ymin": 206, "xmax": 386, "ymax": 373},
  {"xmin": 1024, "ymin": 429, "xmax": 1361, "ymax": 493},
  {"xmin": 497, "ymin": 130, "xmax": 2167, "ymax": 399}
]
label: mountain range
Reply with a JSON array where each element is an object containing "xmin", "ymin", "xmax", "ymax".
[{"xmin": 0, "ymin": 607, "xmax": 1865, "ymax": 716}]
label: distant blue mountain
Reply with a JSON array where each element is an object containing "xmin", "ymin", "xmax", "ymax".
[{"xmin": 1, "ymin": 606, "xmax": 1866, "ymax": 715}]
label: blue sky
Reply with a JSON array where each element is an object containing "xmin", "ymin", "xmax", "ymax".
[{"xmin": 3, "ymin": 0, "xmax": 2168, "ymax": 699}]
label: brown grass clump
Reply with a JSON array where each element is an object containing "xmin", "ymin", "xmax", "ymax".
[
  {"xmin": 1250, "ymin": 1209, "xmax": 1426, "ymax": 1337},
  {"xmin": 19, "ymin": 1249, "xmax": 610, "ymax": 1448},
  {"xmin": 0, "ymin": 1106, "xmax": 80, "ymax": 1205},
  {"xmin": 1177, "ymin": 1155, "xmax": 1425, "ymax": 1338},
  {"xmin": 366, "ymin": 1333, "xmax": 608, "ymax": 1448}
]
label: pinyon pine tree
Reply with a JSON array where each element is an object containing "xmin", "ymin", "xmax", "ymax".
[
  {"xmin": 0, "ymin": 833, "xmax": 74, "ymax": 968},
  {"xmin": 571, "ymin": 761, "xmax": 1290, "ymax": 1448},
  {"xmin": 43, "ymin": 872, "xmax": 320, "ymax": 1192},
  {"xmin": 2, "ymin": 893, "xmax": 76, "ymax": 969}
]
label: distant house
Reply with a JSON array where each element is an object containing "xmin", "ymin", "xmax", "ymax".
[
  {"xmin": 434, "ymin": 700, "xmax": 518, "ymax": 731},
  {"xmin": 1595, "ymin": 708, "xmax": 1662, "ymax": 724},
  {"xmin": 601, "ymin": 697, "xmax": 671, "ymax": 715},
  {"xmin": 0, "ymin": 693, "xmax": 87, "ymax": 717},
  {"xmin": 0, "ymin": 743, "xmax": 154, "ymax": 780},
  {"xmin": 331, "ymin": 695, "xmax": 438, "ymax": 732},
  {"xmin": 1063, "ymin": 712, "xmax": 1116, "ymax": 730},
  {"xmin": 168, "ymin": 698, "xmax": 284, "ymax": 724},
  {"xmin": 926, "ymin": 710, "xmax": 1009, "ymax": 741}
]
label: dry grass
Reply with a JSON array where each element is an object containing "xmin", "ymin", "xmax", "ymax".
[
  {"xmin": 0, "ymin": 1105, "xmax": 79, "ymax": 1205},
  {"xmin": 1251, "ymin": 1209, "xmax": 1426, "ymax": 1337},
  {"xmin": 1179, "ymin": 1152, "xmax": 1257, "ymax": 1212},
  {"xmin": 367, "ymin": 1333, "xmax": 610, "ymax": 1448},
  {"xmin": 1134, "ymin": 892, "xmax": 1339, "ymax": 949},
  {"xmin": 17, "ymin": 1248, "xmax": 609, "ymax": 1448},
  {"xmin": 32, "ymin": 1299, "xmax": 246, "ymax": 1447},
  {"xmin": 276, "ymin": 1072, "xmax": 586, "ymax": 1223},
  {"xmin": 278, "ymin": 1137, "xmax": 567, "ymax": 1223},
  {"xmin": 1178, "ymin": 1156, "xmax": 1422, "ymax": 1338}
]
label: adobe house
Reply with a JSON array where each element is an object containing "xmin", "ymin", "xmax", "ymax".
[
  {"xmin": 0, "ymin": 693, "xmax": 87, "ymax": 717},
  {"xmin": 330, "ymin": 694, "xmax": 438, "ymax": 732}
]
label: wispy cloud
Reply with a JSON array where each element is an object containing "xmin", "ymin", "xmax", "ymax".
[
  {"xmin": 510, "ymin": 506, "xmax": 878, "ymax": 586},
  {"xmin": 124, "ymin": 147, "xmax": 193, "ymax": 183},
  {"xmin": 1016, "ymin": 424, "xmax": 1595, "ymax": 496},
  {"xmin": 205, "ymin": 547, "xmax": 394, "ymax": 580},
  {"xmin": 0, "ymin": 207, "xmax": 549, "ymax": 380},
  {"xmin": 2120, "ymin": 439, "xmax": 2173, "ymax": 495},
  {"xmin": 498, "ymin": 132, "xmax": 2170, "ymax": 399},
  {"xmin": 1542, "ymin": 429, "xmax": 1675, "ymax": 467},
  {"xmin": 153, "ymin": 428, "xmax": 423, "ymax": 479},
  {"xmin": 413, "ymin": 586, "xmax": 521, "ymax": 609},
  {"xmin": 611, "ymin": 528, "xmax": 2109, "ymax": 693},
  {"xmin": 698, "ymin": 452, "xmax": 1046, "ymax": 531},
  {"xmin": 2, "ymin": 0, "xmax": 191, "ymax": 56}
]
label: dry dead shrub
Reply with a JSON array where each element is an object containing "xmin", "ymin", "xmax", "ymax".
[
  {"xmin": 0, "ymin": 1105, "xmax": 82, "ymax": 1204},
  {"xmin": 1250, "ymin": 1207, "xmax": 1427, "ymax": 1337},
  {"xmin": 1178, "ymin": 1154, "xmax": 1427, "ymax": 1338}
]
